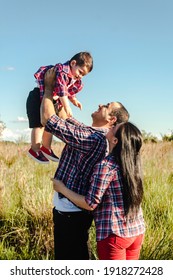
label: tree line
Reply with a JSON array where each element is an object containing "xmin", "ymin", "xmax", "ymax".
[{"xmin": 0, "ymin": 119, "xmax": 172, "ymax": 142}]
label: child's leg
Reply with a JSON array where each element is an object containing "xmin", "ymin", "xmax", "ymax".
[
  {"xmin": 26, "ymin": 87, "xmax": 43, "ymax": 152},
  {"xmin": 31, "ymin": 127, "xmax": 45, "ymax": 152},
  {"xmin": 26, "ymin": 88, "xmax": 49, "ymax": 163},
  {"xmin": 42, "ymin": 130, "xmax": 53, "ymax": 150},
  {"xmin": 41, "ymin": 129, "xmax": 59, "ymax": 162},
  {"xmin": 38, "ymin": 105, "xmax": 66, "ymax": 162},
  {"xmin": 28, "ymin": 127, "xmax": 49, "ymax": 164}
]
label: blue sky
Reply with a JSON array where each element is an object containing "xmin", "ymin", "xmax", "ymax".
[{"xmin": 0, "ymin": 0, "xmax": 173, "ymax": 142}]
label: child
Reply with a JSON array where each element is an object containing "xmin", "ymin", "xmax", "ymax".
[{"xmin": 26, "ymin": 52, "xmax": 93, "ymax": 164}]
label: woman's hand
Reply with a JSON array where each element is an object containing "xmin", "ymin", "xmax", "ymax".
[{"xmin": 51, "ymin": 178, "xmax": 93, "ymax": 211}]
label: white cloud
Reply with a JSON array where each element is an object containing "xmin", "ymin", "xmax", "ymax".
[
  {"xmin": 0, "ymin": 127, "xmax": 31, "ymax": 143},
  {"xmin": 17, "ymin": 116, "xmax": 28, "ymax": 122},
  {"xmin": 0, "ymin": 66, "xmax": 15, "ymax": 71},
  {"xmin": 6, "ymin": 66, "xmax": 15, "ymax": 71},
  {"xmin": 11, "ymin": 116, "xmax": 28, "ymax": 123},
  {"xmin": 0, "ymin": 127, "xmax": 59, "ymax": 143}
]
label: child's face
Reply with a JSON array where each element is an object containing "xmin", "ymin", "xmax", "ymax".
[{"xmin": 70, "ymin": 60, "xmax": 88, "ymax": 80}]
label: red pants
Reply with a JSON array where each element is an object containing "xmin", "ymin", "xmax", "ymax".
[{"xmin": 97, "ymin": 234, "xmax": 144, "ymax": 260}]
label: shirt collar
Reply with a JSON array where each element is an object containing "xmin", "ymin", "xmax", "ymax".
[{"xmin": 62, "ymin": 61, "xmax": 73, "ymax": 78}]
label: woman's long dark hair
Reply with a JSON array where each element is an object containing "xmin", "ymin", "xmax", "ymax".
[{"xmin": 111, "ymin": 122, "xmax": 143, "ymax": 216}]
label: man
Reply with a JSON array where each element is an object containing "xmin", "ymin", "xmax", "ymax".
[{"xmin": 41, "ymin": 68, "xmax": 129, "ymax": 260}]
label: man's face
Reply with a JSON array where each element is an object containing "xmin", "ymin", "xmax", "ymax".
[{"xmin": 92, "ymin": 102, "xmax": 120, "ymax": 123}]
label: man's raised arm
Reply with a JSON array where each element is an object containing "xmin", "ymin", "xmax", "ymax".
[{"xmin": 40, "ymin": 68, "xmax": 56, "ymax": 126}]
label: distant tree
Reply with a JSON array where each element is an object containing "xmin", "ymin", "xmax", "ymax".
[
  {"xmin": 161, "ymin": 130, "xmax": 173, "ymax": 142},
  {"xmin": 0, "ymin": 120, "xmax": 6, "ymax": 137},
  {"xmin": 141, "ymin": 130, "xmax": 158, "ymax": 143}
]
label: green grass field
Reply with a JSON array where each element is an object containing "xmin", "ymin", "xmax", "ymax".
[{"xmin": 0, "ymin": 141, "xmax": 173, "ymax": 260}]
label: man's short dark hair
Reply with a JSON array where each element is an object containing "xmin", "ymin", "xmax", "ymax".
[{"xmin": 110, "ymin": 102, "xmax": 130, "ymax": 124}]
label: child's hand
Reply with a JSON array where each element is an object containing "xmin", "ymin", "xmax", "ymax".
[
  {"xmin": 70, "ymin": 98, "xmax": 82, "ymax": 110},
  {"xmin": 75, "ymin": 100, "xmax": 82, "ymax": 110}
]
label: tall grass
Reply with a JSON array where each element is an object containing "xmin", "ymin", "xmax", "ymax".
[
  {"xmin": 140, "ymin": 142, "xmax": 173, "ymax": 259},
  {"xmin": 0, "ymin": 141, "xmax": 173, "ymax": 260}
]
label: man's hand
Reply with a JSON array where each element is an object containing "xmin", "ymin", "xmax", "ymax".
[{"xmin": 44, "ymin": 67, "xmax": 56, "ymax": 92}]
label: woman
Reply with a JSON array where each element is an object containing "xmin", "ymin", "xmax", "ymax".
[{"xmin": 53, "ymin": 122, "xmax": 145, "ymax": 260}]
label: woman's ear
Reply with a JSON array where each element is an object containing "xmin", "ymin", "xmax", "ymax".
[
  {"xmin": 113, "ymin": 137, "xmax": 118, "ymax": 146},
  {"xmin": 110, "ymin": 136, "xmax": 118, "ymax": 148}
]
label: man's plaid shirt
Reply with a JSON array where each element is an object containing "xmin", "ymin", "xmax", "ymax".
[
  {"xmin": 85, "ymin": 155, "xmax": 145, "ymax": 241},
  {"xmin": 45, "ymin": 115, "xmax": 109, "ymax": 197}
]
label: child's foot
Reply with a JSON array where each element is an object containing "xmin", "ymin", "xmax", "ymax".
[
  {"xmin": 41, "ymin": 146, "xmax": 59, "ymax": 162},
  {"xmin": 28, "ymin": 148, "xmax": 49, "ymax": 164}
]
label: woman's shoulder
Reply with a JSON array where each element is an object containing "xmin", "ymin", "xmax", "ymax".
[{"xmin": 97, "ymin": 154, "xmax": 119, "ymax": 170}]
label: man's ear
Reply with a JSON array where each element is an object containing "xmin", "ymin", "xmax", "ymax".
[{"xmin": 109, "ymin": 116, "xmax": 117, "ymax": 126}]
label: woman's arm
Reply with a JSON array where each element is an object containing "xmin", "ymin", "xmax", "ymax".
[{"xmin": 52, "ymin": 179, "xmax": 93, "ymax": 211}]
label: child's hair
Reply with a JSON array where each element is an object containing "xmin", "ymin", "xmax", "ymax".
[
  {"xmin": 69, "ymin": 52, "xmax": 93, "ymax": 73},
  {"xmin": 112, "ymin": 122, "xmax": 143, "ymax": 216}
]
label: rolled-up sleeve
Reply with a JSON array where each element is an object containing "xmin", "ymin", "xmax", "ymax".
[
  {"xmin": 45, "ymin": 115, "xmax": 105, "ymax": 153},
  {"xmin": 85, "ymin": 163, "xmax": 113, "ymax": 209}
]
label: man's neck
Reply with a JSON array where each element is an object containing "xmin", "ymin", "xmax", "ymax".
[{"xmin": 91, "ymin": 121, "xmax": 110, "ymax": 128}]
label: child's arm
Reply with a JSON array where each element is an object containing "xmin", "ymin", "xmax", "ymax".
[
  {"xmin": 59, "ymin": 96, "xmax": 72, "ymax": 117},
  {"xmin": 69, "ymin": 96, "xmax": 82, "ymax": 110}
]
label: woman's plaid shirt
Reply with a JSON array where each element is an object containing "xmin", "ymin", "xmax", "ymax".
[{"xmin": 85, "ymin": 155, "xmax": 145, "ymax": 241}]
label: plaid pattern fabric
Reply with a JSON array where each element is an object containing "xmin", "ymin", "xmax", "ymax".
[
  {"xmin": 45, "ymin": 115, "xmax": 109, "ymax": 197},
  {"xmin": 85, "ymin": 155, "xmax": 145, "ymax": 241},
  {"xmin": 34, "ymin": 61, "xmax": 83, "ymax": 104}
]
